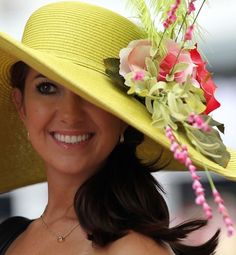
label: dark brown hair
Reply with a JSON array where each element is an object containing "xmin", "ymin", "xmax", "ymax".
[
  {"xmin": 10, "ymin": 61, "xmax": 29, "ymax": 92},
  {"xmin": 11, "ymin": 61, "xmax": 219, "ymax": 255}
]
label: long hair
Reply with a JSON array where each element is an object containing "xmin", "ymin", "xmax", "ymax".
[
  {"xmin": 11, "ymin": 61, "xmax": 219, "ymax": 255},
  {"xmin": 74, "ymin": 126, "xmax": 219, "ymax": 254}
]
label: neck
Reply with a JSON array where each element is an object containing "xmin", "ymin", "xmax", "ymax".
[{"xmin": 43, "ymin": 164, "xmax": 89, "ymax": 221}]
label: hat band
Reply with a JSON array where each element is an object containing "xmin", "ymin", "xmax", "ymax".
[{"xmin": 34, "ymin": 48, "xmax": 107, "ymax": 75}]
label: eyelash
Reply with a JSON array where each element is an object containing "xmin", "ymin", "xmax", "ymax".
[{"xmin": 36, "ymin": 82, "xmax": 57, "ymax": 95}]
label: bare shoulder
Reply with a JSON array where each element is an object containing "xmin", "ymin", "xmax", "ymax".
[{"xmin": 93, "ymin": 231, "xmax": 173, "ymax": 255}]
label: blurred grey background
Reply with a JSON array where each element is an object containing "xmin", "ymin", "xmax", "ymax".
[{"xmin": 0, "ymin": 0, "xmax": 236, "ymax": 253}]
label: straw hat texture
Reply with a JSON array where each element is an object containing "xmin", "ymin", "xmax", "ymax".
[{"xmin": 0, "ymin": 1, "xmax": 236, "ymax": 193}]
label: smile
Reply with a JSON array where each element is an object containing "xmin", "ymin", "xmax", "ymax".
[{"xmin": 53, "ymin": 133, "xmax": 91, "ymax": 144}]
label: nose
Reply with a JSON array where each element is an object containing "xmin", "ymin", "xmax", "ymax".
[{"xmin": 57, "ymin": 91, "xmax": 85, "ymax": 125}]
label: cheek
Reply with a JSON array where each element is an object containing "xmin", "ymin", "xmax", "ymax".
[
  {"xmin": 96, "ymin": 112, "xmax": 126, "ymax": 147},
  {"xmin": 23, "ymin": 99, "xmax": 58, "ymax": 167},
  {"xmin": 24, "ymin": 99, "xmax": 53, "ymax": 133}
]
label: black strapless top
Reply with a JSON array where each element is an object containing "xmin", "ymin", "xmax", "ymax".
[{"xmin": 0, "ymin": 217, "xmax": 32, "ymax": 254}]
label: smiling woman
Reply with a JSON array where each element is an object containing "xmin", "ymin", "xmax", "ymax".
[
  {"xmin": 12, "ymin": 66, "xmax": 127, "ymax": 181},
  {"xmin": 0, "ymin": 1, "xmax": 235, "ymax": 255}
]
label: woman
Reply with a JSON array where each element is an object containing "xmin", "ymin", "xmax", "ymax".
[{"xmin": 0, "ymin": 1, "xmax": 235, "ymax": 254}]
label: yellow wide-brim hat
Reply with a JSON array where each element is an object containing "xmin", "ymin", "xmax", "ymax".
[{"xmin": 0, "ymin": 1, "xmax": 236, "ymax": 193}]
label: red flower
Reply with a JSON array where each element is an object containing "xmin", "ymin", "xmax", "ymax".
[
  {"xmin": 190, "ymin": 47, "xmax": 220, "ymax": 114},
  {"xmin": 159, "ymin": 40, "xmax": 195, "ymax": 84}
]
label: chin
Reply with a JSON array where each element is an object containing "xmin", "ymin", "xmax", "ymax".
[{"xmin": 47, "ymin": 160, "xmax": 97, "ymax": 178}]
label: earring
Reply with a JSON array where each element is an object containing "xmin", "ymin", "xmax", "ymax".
[
  {"xmin": 27, "ymin": 131, "xmax": 30, "ymax": 141},
  {"xmin": 119, "ymin": 133, "xmax": 124, "ymax": 143}
]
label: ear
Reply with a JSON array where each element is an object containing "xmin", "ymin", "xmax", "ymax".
[{"xmin": 11, "ymin": 88, "xmax": 26, "ymax": 123}]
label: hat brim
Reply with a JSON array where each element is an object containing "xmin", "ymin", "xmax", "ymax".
[{"xmin": 0, "ymin": 32, "xmax": 236, "ymax": 193}]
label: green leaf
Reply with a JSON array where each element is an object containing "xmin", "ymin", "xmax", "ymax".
[
  {"xmin": 152, "ymin": 118, "xmax": 167, "ymax": 128},
  {"xmin": 104, "ymin": 58, "xmax": 127, "ymax": 92},
  {"xmin": 186, "ymin": 127, "xmax": 230, "ymax": 167},
  {"xmin": 166, "ymin": 74, "xmax": 175, "ymax": 82},
  {"xmin": 153, "ymin": 101, "xmax": 177, "ymax": 130},
  {"xmin": 172, "ymin": 63, "xmax": 189, "ymax": 74},
  {"xmin": 167, "ymin": 92, "xmax": 178, "ymax": 113},
  {"xmin": 145, "ymin": 97, "xmax": 153, "ymax": 114},
  {"xmin": 153, "ymin": 59, "xmax": 160, "ymax": 77},
  {"xmin": 150, "ymin": 47, "xmax": 158, "ymax": 58},
  {"xmin": 167, "ymin": 92, "xmax": 189, "ymax": 122},
  {"xmin": 145, "ymin": 57, "xmax": 157, "ymax": 77},
  {"xmin": 151, "ymin": 101, "xmax": 165, "ymax": 128},
  {"xmin": 185, "ymin": 93, "xmax": 206, "ymax": 114},
  {"xmin": 125, "ymin": 0, "xmax": 161, "ymax": 44},
  {"xmin": 149, "ymin": 81, "xmax": 166, "ymax": 96},
  {"xmin": 201, "ymin": 115, "xmax": 225, "ymax": 134},
  {"xmin": 104, "ymin": 58, "xmax": 120, "ymax": 73},
  {"xmin": 127, "ymin": 86, "xmax": 135, "ymax": 95}
]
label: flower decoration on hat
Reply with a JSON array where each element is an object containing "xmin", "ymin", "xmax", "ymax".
[{"xmin": 104, "ymin": 0, "xmax": 234, "ymax": 236}]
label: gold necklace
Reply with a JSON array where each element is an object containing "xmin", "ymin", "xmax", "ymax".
[{"xmin": 40, "ymin": 214, "xmax": 80, "ymax": 243}]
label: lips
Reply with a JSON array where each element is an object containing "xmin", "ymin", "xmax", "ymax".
[{"xmin": 50, "ymin": 131, "xmax": 93, "ymax": 145}]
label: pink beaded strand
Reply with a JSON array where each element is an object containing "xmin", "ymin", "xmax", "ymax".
[
  {"xmin": 184, "ymin": 24, "xmax": 194, "ymax": 41},
  {"xmin": 213, "ymin": 189, "xmax": 234, "ymax": 236},
  {"xmin": 188, "ymin": 113, "xmax": 211, "ymax": 132},
  {"xmin": 165, "ymin": 126, "xmax": 213, "ymax": 219},
  {"xmin": 163, "ymin": 0, "xmax": 181, "ymax": 29},
  {"xmin": 188, "ymin": 0, "xmax": 197, "ymax": 15}
]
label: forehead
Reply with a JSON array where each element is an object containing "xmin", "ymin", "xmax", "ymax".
[
  {"xmin": 24, "ymin": 67, "xmax": 77, "ymax": 95},
  {"xmin": 26, "ymin": 68, "xmax": 45, "ymax": 81}
]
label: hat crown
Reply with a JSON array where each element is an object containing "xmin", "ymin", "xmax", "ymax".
[{"xmin": 22, "ymin": 2, "xmax": 143, "ymax": 74}]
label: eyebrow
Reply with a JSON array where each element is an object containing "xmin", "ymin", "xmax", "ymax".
[
  {"xmin": 34, "ymin": 74, "xmax": 46, "ymax": 79},
  {"xmin": 32, "ymin": 74, "xmax": 52, "ymax": 82},
  {"xmin": 32, "ymin": 74, "xmax": 58, "ymax": 85}
]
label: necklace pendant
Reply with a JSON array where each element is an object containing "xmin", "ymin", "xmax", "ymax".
[{"xmin": 57, "ymin": 236, "xmax": 65, "ymax": 242}]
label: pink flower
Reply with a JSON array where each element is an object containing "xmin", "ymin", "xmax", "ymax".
[
  {"xmin": 188, "ymin": 1, "xmax": 196, "ymax": 14},
  {"xmin": 184, "ymin": 25, "xmax": 194, "ymax": 41},
  {"xmin": 119, "ymin": 39, "xmax": 152, "ymax": 77},
  {"xmin": 133, "ymin": 71, "xmax": 145, "ymax": 81},
  {"xmin": 190, "ymin": 47, "xmax": 220, "ymax": 114},
  {"xmin": 158, "ymin": 40, "xmax": 195, "ymax": 83},
  {"xmin": 163, "ymin": 1, "xmax": 181, "ymax": 29},
  {"xmin": 119, "ymin": 40, "xmax": 220, "ymax": 115}
]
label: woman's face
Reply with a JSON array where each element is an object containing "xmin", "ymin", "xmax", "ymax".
[{"xmin": 12, "ymin": 68, "xmax": 127, "ymax": 178}]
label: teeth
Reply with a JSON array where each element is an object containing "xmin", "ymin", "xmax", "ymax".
[{"xmin": 54, "ymin": 133, "xmax": 90, "ymax": 144}]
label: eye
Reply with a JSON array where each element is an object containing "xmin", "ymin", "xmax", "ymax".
[{"xmin": 36, "ymin": 82, "xmax": 57, "ymax": 95}]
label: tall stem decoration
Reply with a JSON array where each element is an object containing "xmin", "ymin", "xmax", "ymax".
[{"xmin": 105, "ymin": 0, "xmax": 234, "ymax": 236}]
